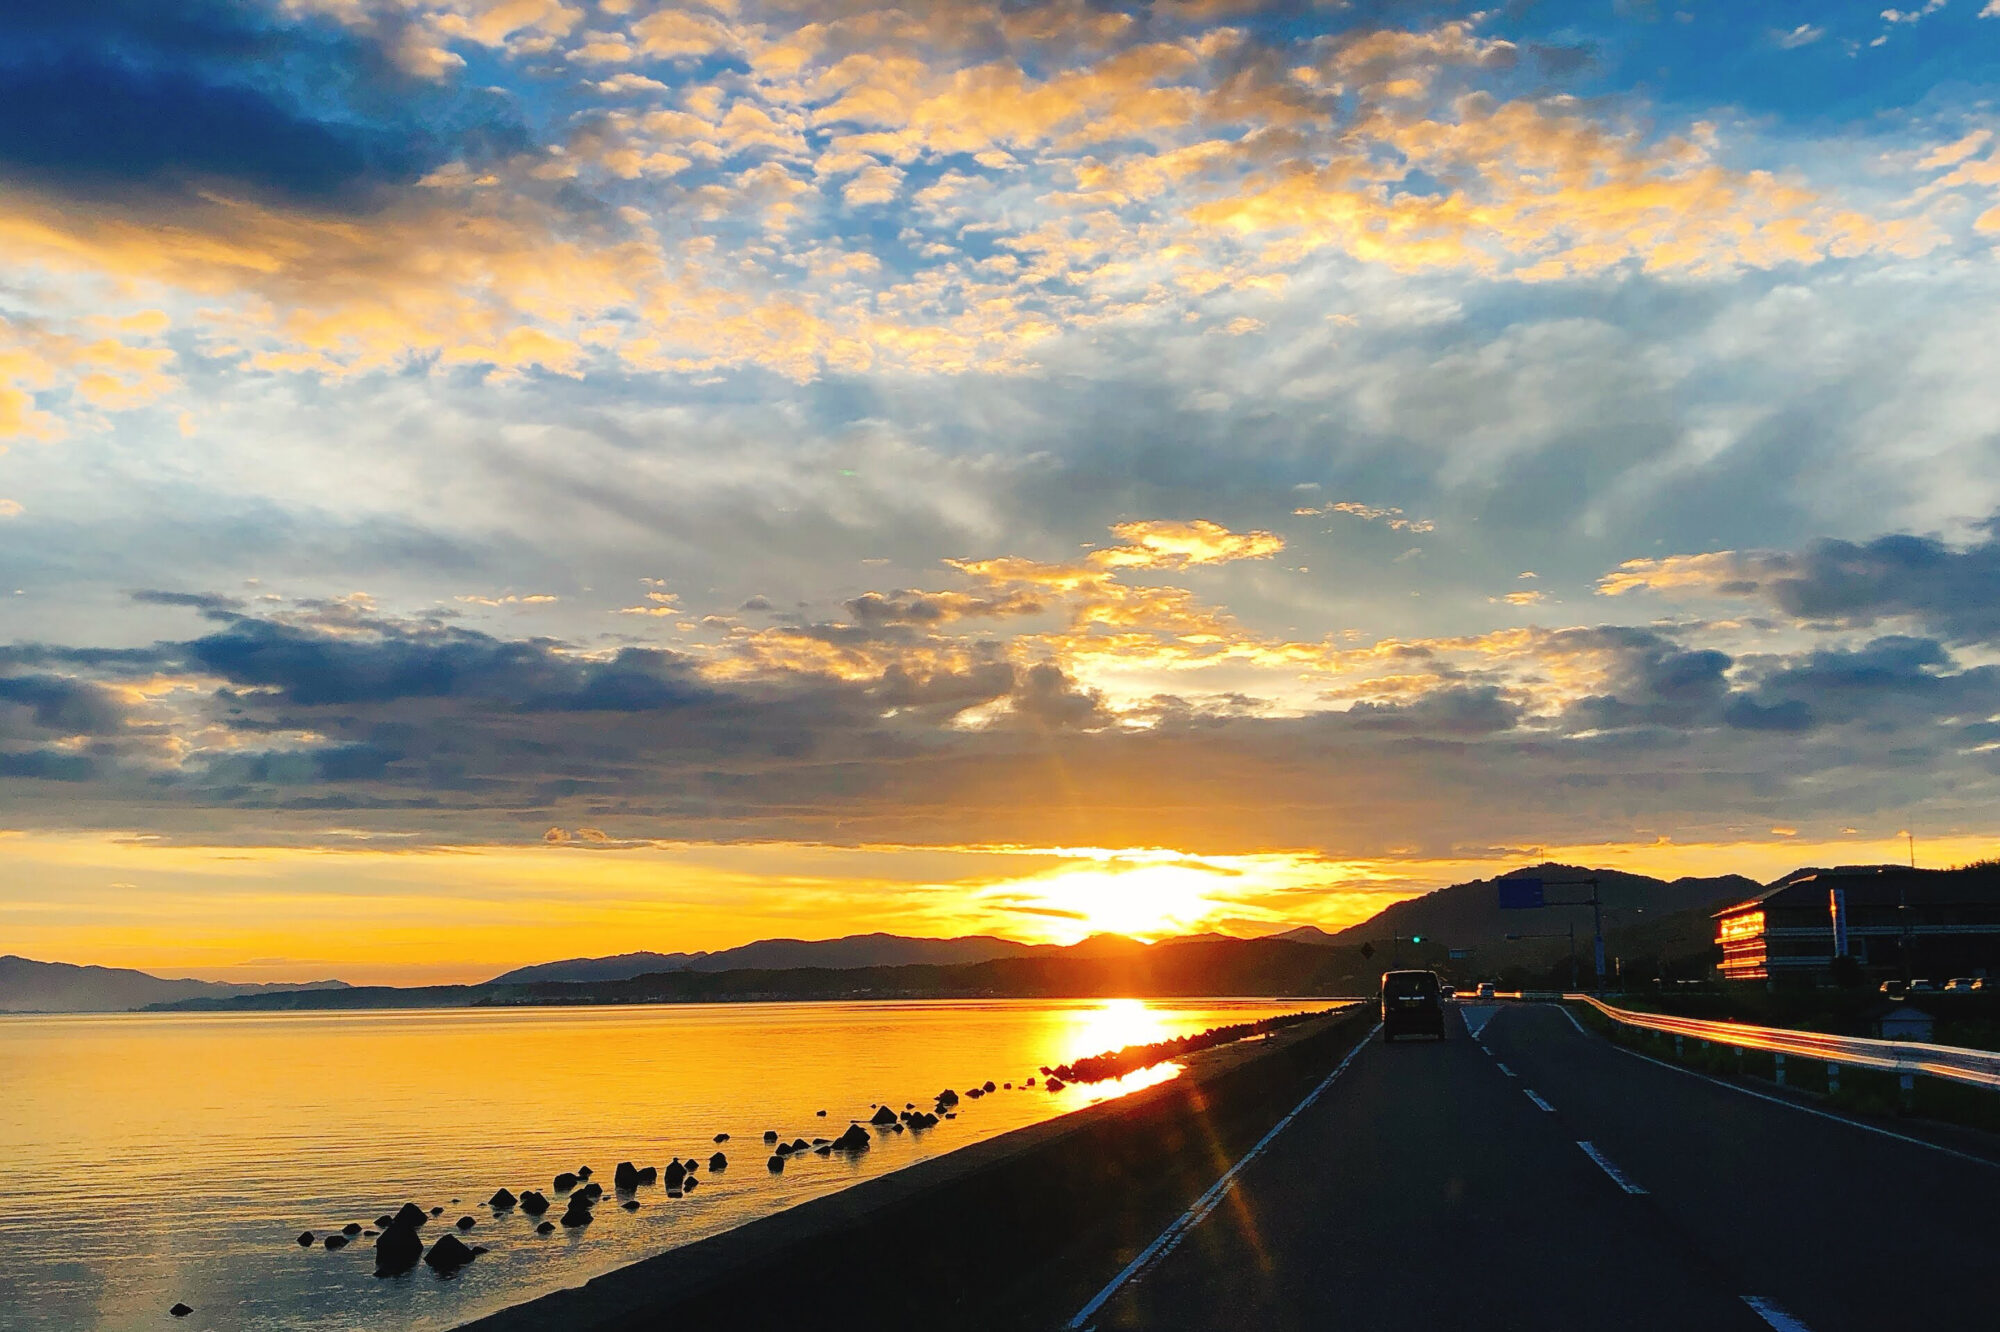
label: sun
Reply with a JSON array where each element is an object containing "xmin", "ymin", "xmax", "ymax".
[{"xmin": 984, "ymin": 856, "xmax": 1234, "ymax": 943}]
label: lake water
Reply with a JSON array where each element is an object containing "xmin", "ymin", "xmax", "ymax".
[{"xmin": 0, "ymin": 998, "xmax": 1326, "ymax": 1331}]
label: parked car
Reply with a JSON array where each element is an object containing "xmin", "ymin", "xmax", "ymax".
[
  {"xmin": 1907, "ymin": 979, "xmax": 1939, "ymax": 994},
  {"xmin": 1476, "ymin": 981, "xmax": 1497, "ymax": 999},
  {"xmin": 1975, "ymin": 978, "xmax": 1994, "ymax": 992},
  {"xmin": 1439, "ymin": 984, "xmax": 1456, "ymax": 999},
  {"xmin": 1879, "ymin": 980, "xmax": 1906, "ymax": 996},
  {"xmin": 1380, "ymin": 969, "xmax": 1446, "ymax": 1042},
  {"xmin": 1944, "ymin": 977, "xmax": 1978, "ymax": 994}
]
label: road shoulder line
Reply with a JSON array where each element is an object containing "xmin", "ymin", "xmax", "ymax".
[
  {"xmin": 1607, "ymin": 1040, "xmax": 2000, "ymax": 1172},
  {"xmin": 1065, "ymin": 1021, "xmax": 1382, "ymax": 1330}
]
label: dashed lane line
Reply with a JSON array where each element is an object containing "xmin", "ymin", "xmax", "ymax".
[
  {"xmin": 1524, "ymin": 1089, "xmax": 1555, "ymax": 1112},
  {"xmin": 1577, "ymin": 1140, "xmax": 1648, "ymax": 1194},
  {"xmin": 1741, "ymin": 1295, "xmax": 1814, "ymax": 1331},
  {"xmin": 1065, "ymin": 1022, "xmax": 1382, "ymax": 1330},
  {"xmin": 1495, "ymin": 1061, "xmax": 1517, "ymax": 1077}
]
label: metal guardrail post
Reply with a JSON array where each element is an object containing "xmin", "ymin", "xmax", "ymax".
[
  {"xmin": 1827, "ymin": 1063, "xmax": 1840, "ymax": 1095},
  {"xmin": 1774, "ymin": 1053, "xmax": 1786, "ymax": 1086}
]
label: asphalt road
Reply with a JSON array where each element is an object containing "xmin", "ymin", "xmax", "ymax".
[{"xmin": 1082, "ymin": 1003, "xmax": 2000, "ymax": 1332}]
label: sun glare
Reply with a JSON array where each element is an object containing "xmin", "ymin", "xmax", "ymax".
[{"xmin": 986, "ymin": 859, "xmax": 1236, "ymax": 943}]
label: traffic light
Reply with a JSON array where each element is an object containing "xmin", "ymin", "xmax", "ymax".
[{"xmin": 1409, "ymin": 935, "xmax": 1425, "ymax": 944}]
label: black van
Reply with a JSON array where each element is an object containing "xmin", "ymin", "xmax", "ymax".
[{"xmin": 1380, "ymin": 969, "xmax": 1445, "ymax": 1042}]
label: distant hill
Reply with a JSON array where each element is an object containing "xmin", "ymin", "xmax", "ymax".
[
  {"xmin": 490, "ymin": 950, "xmax": 703, "ymax": 984},
  {"xmin": 0, "ymin": 955, "xmax": 350, "ymax": 1013},
  {"xmin": 1265, "ymin": 925, "xmax": 1340, "ymax": 945},
  {"xmin": 155, "ymin": 935, "xmax": 1387, "ymax": 1012},
  {"xmin": 489, "ymin": 932, "xmax": 1051, "ymax": 984},
  {"xmin": 1329, "ymin": 863, "xmax": 1758, "ymax": 952}
]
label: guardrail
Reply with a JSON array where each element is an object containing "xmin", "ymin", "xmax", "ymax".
[{"xmin": 1569, "ymin": 994, "xmax": 2000, "ymax": 1093}]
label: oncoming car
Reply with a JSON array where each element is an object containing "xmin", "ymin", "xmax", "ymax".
[{"xmin": 1380, "ymin": 969, "xmax": 1446, "ymax": 1042}]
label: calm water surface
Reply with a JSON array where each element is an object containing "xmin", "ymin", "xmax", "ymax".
[{"xmin": 0, "ymin": 998, "xmax": 1325, "ymax": 1330}]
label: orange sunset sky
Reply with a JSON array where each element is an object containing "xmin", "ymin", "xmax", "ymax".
[{"xmin": 5, "ymin": 0, "xmax": 2000, "ymax": 984}]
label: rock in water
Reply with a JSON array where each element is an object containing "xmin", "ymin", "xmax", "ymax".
[
  {"xmin": 832, "ymin": 1124, "xmax": 871, "ymax": 1152},
  {"xmin": 817, "ymin": 1109, "xmax": 828, "ymax": 1117},
  {"xmin": 428, "ymin": 1206, "xmax": 444, "ymax": 1217},
  {"xmin": 553, "ymin": 1172, "xmax": 578, "ymax": 1193},
  {"xmin": 708, "ymin": 1152, "xmax": 727, "ymax": 1171},
  {"xmin": 375, "ymin": 1213, "xmax": 395, "ymax": 1228},
  {"xmin": 1045, "ymin": 1076, "xmax": 1066, "ymax": 1091},
  {"xmin": 374, "ymin": 1217, "xmax": 424, "ymax": 1277},
  {"xmin": 622, "ymin": 1200, "xmax": 641, "ymax": 1211},
  {"xmin": 982, "ymin": 1081, "xmax": 996, "ymax": 1093},
  {"xmin": 392, "ymin": 1202, "xmax": 428, "ymax": 1230},
  {"xmin": 763, "ymin": 1130, "xmax": 778, "ymax": 1144},
  {"xmin": 683, "ymin": 1158, "xmax": 698, "ymax": 1172},
  {"xmin": 488, "ymin": 1188, "xmax": 517, "ymax": 1209},
  {"xmin": 937, "ymin": 1089, "xmax": 959, "ymax": 1106},
  {"xmin": 682, "ymin": 1177, "xmax": 697, "ymax": 1192},
  {"xmin": 169, "ymin": 1304, "xmax": 193, "ymax": 1318},
  {"xmin": 868, "ymin": 1105, "xmax": 897, "ymax": 1125},
  {"xmin": 614, "ymin": 1161, "xmax": 643, "ymax": 1190},
  {"xmin": 663, "ymin": 1160, "xmax": 687, "ymax": 1186},
  {"xmin": 455, "ymin": 1216, "xmax": 475, "ymax": 1231},
  {"xmin": 560, "ymin": 1204, "xmax": 593, "ymax": 1228},
  {"xmin": 579, "ymin": 1181, "xmax": 603, "ymax": 1200},
  {"xmin": 424, "ymin": 1233, "xmax": 478, "ymax": 1273},
  {"xmin": 767, "ymin": 1155, "xmax": 785, "ymax": 1172},
  {"xmin": 714, "ymin": 1133, "xmax": 730, "ymax": 1143},
  {"xmin": 323, "ymin": 1235, "xmax": 348, "ymax": 1251},
  {"xmin": 535, "ymin": 1221, "xmax": 556, "ymax": 1235},
  {"xmin": 518, "ymin": 1190, "xmax": 549, "ymax": 1215},
  {"xmin": 575, "ymin": 1166, "xmax": 593, "ymax": 1181},
  {"xmin": 297, "ymin": 1231, "xmax": 315, "ymax": 1247}
]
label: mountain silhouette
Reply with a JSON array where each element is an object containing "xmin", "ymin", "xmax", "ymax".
[{"xmin": 0, "ymin": 955, "xmax": 349, "ymax": 1013}]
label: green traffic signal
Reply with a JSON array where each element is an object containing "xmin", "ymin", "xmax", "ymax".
[{"xmin": 1410, "ymin": 935, "xmax": 1424, "ymax": 944}]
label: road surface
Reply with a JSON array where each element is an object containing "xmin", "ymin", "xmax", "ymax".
[{"xmin": 1079, "ymin": 1003, "xmax": 2000, "ymax": 1331}]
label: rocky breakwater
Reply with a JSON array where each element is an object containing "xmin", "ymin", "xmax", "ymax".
[{"xmin": 457, "ymin": 1005, "xmax": 1366, "ymax": 1332}]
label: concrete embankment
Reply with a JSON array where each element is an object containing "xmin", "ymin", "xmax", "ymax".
[{"xmin": 460, "ymin": 1004, "xmax": 1374, "ymax": 1332}]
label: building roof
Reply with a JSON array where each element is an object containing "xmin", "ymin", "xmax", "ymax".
[{"xmin": 1713, "ymin": 865, "xmax": 2000, "ymax": 918}]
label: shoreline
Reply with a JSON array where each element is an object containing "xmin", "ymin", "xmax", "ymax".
[{"xmin": 458, "ymin": 1004, "xmax": 1374, "ymax": 1331}]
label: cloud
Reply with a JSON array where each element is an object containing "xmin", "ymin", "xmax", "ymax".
[
  {"xmin": 1297, "ymin": 501, "xmax": 1434, "ymax": 534},
  {"xmin": 1091, "ymin": 519, "xmax": 1284, "ymax": 569},
  {"xmin": 1596, "ymin": 521, "xmax": 2000, "ymax": 644}
]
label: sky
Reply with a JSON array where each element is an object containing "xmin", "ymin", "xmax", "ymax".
[{"xmin": 5, "ymin": 0, "xmax": 2000, "ymax": 984}]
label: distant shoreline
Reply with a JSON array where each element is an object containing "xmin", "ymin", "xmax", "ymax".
[{"xmin": 133, "ymin": 937, "xmax": 1370, "ymax": 1014}]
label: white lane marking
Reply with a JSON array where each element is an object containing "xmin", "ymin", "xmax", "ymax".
[
  {"xmin": 1524, "ymin": 1090, "xmax": 1555, "ymax": 1112},
  {"xmin": 1577, "ymin": 1140, "xmax": 1648, "ymax": 1194},
  {"xmin": 1477, "ymin": 1045, "xmax": 1492, "ymax": 1056},
  {"xmin": 1460, "ymin": 1004, "xmax": 1500, "ymax": 1039},
  {"xmin": 1495, "ymin": 1061, "xmax": 1517, "ymax": 1077},
  {"xmin": 1742, "ymin": 1295, "xmax": 1814, "ymax": 1331},
  {"xmin": 1064, "ymin": 1022, "xmax": 1382, "ymax": 1330},
  {"xmin": 1608, "ymin": 1043, "xmax": 2000, "ymax": 1172},
  {"xmin": 1556, "ymin": 1004, "xmax": 1589, "ymax": 1036}
]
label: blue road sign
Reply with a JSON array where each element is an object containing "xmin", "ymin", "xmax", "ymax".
[
  {"xmin": 1497, "ymin": 878, "xmax": 1545, "ymax": 910},
  {"xmin": 1448, "ymin": 949, "xmax": 1471, "ymax": 960}
]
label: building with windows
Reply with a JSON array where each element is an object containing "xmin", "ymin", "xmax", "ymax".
[{"xmin": 1713, "ymin": 865, "xmax": 2000, "ymax": 984}]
